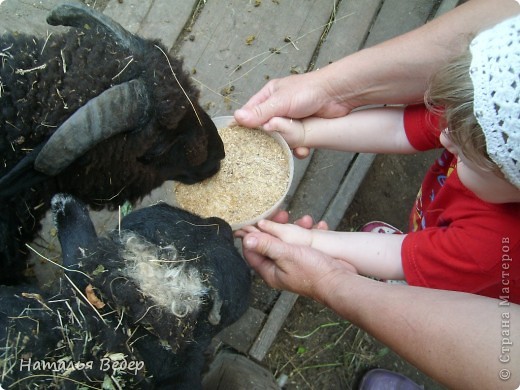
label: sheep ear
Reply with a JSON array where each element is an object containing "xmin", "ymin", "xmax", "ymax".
[
  {"xmin": 51, "ymin": 193, "xmax": 98, "ymax": 270},
  {"xmin": 47, "ymin": 3, "xmax": 142, "ymax": 53},
  {"xmin": 34, "ymin": 79, "xmax": 150, "ymax": 175}
]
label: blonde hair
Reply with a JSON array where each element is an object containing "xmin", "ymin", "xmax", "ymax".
[{"xmin": 425, "ymin": 50, "xmax": 502, "ymax": 175}]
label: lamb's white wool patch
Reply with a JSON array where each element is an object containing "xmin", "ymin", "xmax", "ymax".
[
  {"xmin": 51, "ymin": 193, "xmax": 69, "ymax": 210},
  {"xmin": 119, "ymin": 232, "xmax": 208, "ymax": 318},
  {"xmin": 50, "ymin": 193, "xmax": 71, "ymax": 221}
]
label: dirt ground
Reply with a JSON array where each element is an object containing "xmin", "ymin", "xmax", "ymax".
[{"xmin": 262, "ymin": 151, "xmax": 447, "ymax": 390}]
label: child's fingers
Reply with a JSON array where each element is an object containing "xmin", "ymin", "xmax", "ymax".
[
  {"xmin": 315, "ymin": 220, "xmax": 329, "ymax": 230},
  {"xmin": 293, "ymin": 146, "xmax": 311, "ymax": 159},
  {"xmin": 264, "ymin": 117, "xmax": 305, "ymax": 149},
  {"xmin": 294, "ymin": 215, "xmax": 314, "ymax": 229},
  {"xmin": 256, "ymin": 219, "xmax": 310, "ymax": 246},
  {"xmin": 293, "ymin": 215, "xmax": 329, "ymax": 230},
  {"xmin": 270, "ymin": 209, "xmax": 289, "ymax": 224},
  {"xmin": 243, "ymin": 225, "xmax": 261, "ymax": 234},
  {"xmin": 234, "ymin": 225, "xmax": 260, "ymax": 238},
  {"xmin": 263, "ymin": 117, "xmax": 309, "ymax": 159},
  {"xmin": 256, "ymin": 219, "xmax": 291, "ymax": 237}
]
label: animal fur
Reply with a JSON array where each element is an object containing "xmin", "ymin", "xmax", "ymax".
[
  {"xmin": 0, "ymin": 3, "xmax": 225, "ymax": 284},
  {"xmin": 0, "ymin": 194, "xmax": 251, "ymax": 389}
]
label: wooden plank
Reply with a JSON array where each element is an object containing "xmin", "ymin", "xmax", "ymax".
[
  {"xmin": 0, "ymin": 0, "xmax": 70, "ymax": 35},
  {"xmin": 285, "ymin": 151, "xmax": 312, "ymax": 207},
  {"xmin": 203, "ymin": 352, "xmax": 278, "ymax": 390},
  {"xmin": 364, "ymin": 0, "xmax": 438, "ymax": 47},
  {"xmin": 104, "ymin": 0, "xmax": 197, "ymax": 50},
  {"xmin": 314, "ymin": 0, "xmax": 383, "ymax": 68},
  {"xmin": 270, "ymin": 1, "xmax": 383, "ymax": 218},
  {"xmin": 103, "ymin": 0, "xmax": 152, "ymax": 34},
  {"xmin": 322, "ymin": 153, "xmax": 376, "ymax": 228},
  {"xmin": 248, "ymin": 290, "xmax": 298, "ymax": 362},
  {"xmin": 436, "ymin": 0, "xmax": 461, "ymax": 17},
  {"xmin": 289, "ymin": 150, "xmax": 357, "ymax": 222},
  {"xmin": 214, "ymin": 307, "xmax": 266, "ymax": 355},
  {"xmin": 176, "ymin": 0, "xmax": 339, "ymax": 117},
  {"xmin": 138, "ymin": 0, "xmax": 195, "ymax": 50},
  {"xmin": 104, "ymin": 0, "xmax": 199, "ymax": 50}
]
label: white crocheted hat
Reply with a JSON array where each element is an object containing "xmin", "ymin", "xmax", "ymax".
[{"xmin": 469, "ymin": 14, "xmax": 520, "ymax": 189}]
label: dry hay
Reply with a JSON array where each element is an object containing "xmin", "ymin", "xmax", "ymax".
[{"xmin": 175, "ymin": 125, "xmax": 290, "ymax": 226}]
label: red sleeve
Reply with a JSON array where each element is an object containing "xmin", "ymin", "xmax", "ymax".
[
  {"xmin": 401, "ymin": 211, "xmax": 520, "ymax": 302},
  {"xmin": 403, "ymin": 104, "xmax": 443, "ymax": 151},
  {"xmin": 402, "ymin": 227, "xmax": 500, "ymax": 292}
]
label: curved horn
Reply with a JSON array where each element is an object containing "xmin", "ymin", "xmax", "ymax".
[
  {"xmin": 35, "ymin": 79, "xmax": 150, "ymax": 176},
  {"xmin": 47, "ymin": 3, "xmax": 142, "ymax": 53}
]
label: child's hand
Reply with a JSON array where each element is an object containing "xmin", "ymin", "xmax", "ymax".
[
  {"xmin": 254, "ymin": 219, "xmax": 314, "ymax": 247},
  {"xmin": 236, "ymin": 219, "xmax": 312, "ymax": 246},
  {"xmin": 263, "ymin": 117, "xmax": 311, "ymax": 159},
  {"xmin": 235, "ymin": 211, "xmax": 328, "ymax": 238},
  {"xmin": 234, "ymin": 209, "xmax": 289, "ymax": 237}
]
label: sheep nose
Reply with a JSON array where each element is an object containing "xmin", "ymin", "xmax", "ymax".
[{"xmin": 175, "ymin": 160, "xmax": 221, "ymax": 184}]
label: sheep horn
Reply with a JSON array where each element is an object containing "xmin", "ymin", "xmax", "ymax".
[
  {"xmin": 34, "ymin": 79, "xmax": 150, "ymax": 176},
  {"xmin": 47, "ymin": 3, "xmax": 142, "ymax": 53}
]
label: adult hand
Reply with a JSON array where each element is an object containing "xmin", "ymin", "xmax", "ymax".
[
  {"xmin": 234, "ymin": 72, "xmax": 352, "ymax": 129},
  {"xmin": 241, "ymin": 223, "xmax": 355, "ymax": 300}
]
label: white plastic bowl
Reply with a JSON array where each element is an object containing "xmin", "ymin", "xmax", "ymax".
[{"xmin": 212, "ymin": 116, "xmax": 294, "ymax": 230}]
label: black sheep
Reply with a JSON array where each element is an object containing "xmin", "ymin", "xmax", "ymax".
[
  {"xmin": 0, "ymin": 193, "xmax": 251, "ymax": 389},
  {"xmin": 0, "ymin": 3, "xmax": 225, "ymax": 284}
]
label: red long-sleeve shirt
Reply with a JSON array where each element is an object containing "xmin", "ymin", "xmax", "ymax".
[{"xmin": 401, "ymin": 104, "xmax": 519, "ymax": 303}]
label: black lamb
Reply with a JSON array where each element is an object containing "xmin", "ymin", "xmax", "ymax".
[
  {"xmin": 0, "ymin": 193, "xmax": 251, "ymax": 389},
  {"xmin": 0, "ymin": 2, "xmax": 225, "ymax": 284}
]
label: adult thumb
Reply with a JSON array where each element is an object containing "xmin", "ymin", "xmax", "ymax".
[
  {"xmin": 243, "ymin": 231, "xmax": 290, "ymax": 263},
  {"xmin": 234, "ymin": 98, "xmax": 281, "ymax": 128}
]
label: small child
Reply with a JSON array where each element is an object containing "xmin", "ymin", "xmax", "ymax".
[{"xmin": 240, "ymin": 15, "xmax": 520, "ymax": 303}]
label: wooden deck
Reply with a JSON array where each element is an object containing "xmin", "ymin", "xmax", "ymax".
[{"xmin": 1, "ymin": 0, "xmax": 459, "ymax": 376}]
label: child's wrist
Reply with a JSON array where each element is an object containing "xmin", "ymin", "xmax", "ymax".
[
  {"xmin": 308, "ymin": 228, "xmax": 324, "ymax": 250},
  {"xmin": 298, "ymin": 119, "xmax": 311, "ymax": 149}
]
